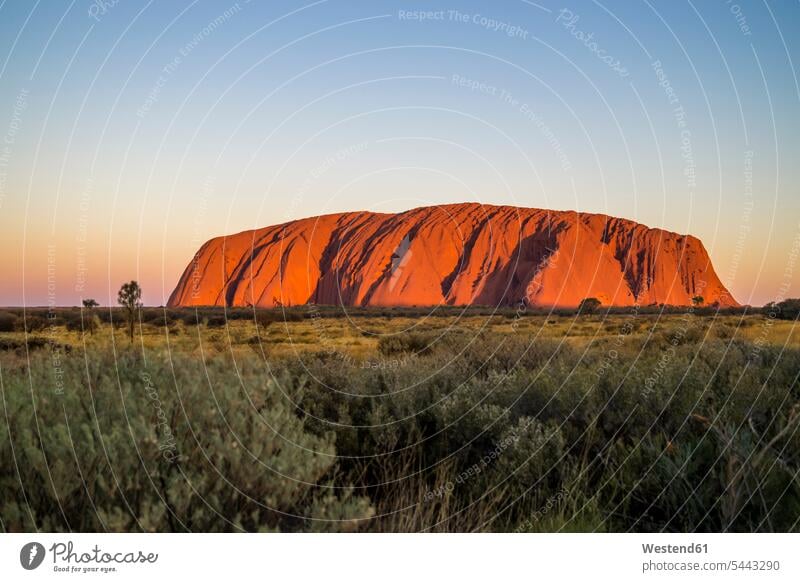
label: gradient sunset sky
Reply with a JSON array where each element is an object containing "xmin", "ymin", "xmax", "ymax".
[{"xmin": 0, "ymin": 0, "xmax": 798, "ymax": 307}]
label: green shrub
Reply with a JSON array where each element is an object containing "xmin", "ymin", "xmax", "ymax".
[
  {"xmin": 0, "ymin": 311, "xmax": 18, "ymax": 332},
  {"xmin": 0, "ymin": 349, "xmax": 372, "ymax": 532},
  {"xmin": 65, "ymin": 314, "xmax": 99, "ymax": 334},
  {"xmin": 774, "ymin": 298, "xmax": 800, "ymax": 320},
  {"xmin": 19, "ymin": 315, "xmax": 49, "ymax": 332}
]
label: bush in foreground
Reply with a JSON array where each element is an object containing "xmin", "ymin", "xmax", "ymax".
[{"xmin": 1, "ymin": 321, "xmax": 799, "ymax": 532}]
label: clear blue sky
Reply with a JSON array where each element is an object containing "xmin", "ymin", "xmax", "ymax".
[{"xmin": 0, "ymin": 0, "xmax": 798, "ymax": 306}]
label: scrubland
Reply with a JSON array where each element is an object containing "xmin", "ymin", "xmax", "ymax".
[{"xmin": 1, "ymin": 306, "xmax": 798, "ymax": 532}]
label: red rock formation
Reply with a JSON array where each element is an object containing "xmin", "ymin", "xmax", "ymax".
[{"xmin": 168, "ymin": 203, "xmax": 737, "ymax": 308}]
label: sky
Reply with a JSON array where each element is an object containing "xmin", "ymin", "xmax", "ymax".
[{"xmin": 0, "ymin": 0, "xmax": 798, "ymax": 307}]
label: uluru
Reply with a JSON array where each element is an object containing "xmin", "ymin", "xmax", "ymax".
[{"xmin": 168, "ymin": 203, "xmax": 737, "ymax": 309}]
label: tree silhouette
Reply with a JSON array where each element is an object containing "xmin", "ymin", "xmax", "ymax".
[
  {"xmin": 691, "ymin": 295, "xmax": 704, "ymax": 306},
  {"xmin": 577, "ymin": 297, "xmax": 601, "ymax": 315},
  {"xmin": 117, "ymin": 281, "xmax": 142, "ymax": 342},
  {"xmin": 81, "ymin": 298, "xmax": 99, "ymax": 335}
]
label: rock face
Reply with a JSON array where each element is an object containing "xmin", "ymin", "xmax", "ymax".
[{"xmin": 168, "ymin": 203, "xmax": 737, "ymax": 308}]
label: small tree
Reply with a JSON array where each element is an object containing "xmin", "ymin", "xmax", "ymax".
[
  {"xmin": 577, "ymin": 297, "xmax": 601, "ymax": 315},
  {"xmin": 691, "ymin": 295, "xmax": 704, "ymax": 307},
  {"xmin": 117, "ymin": 281, "xmax": 142, "ymax": 342},
  {"xmin": 82, "ymin": 298, "xmax": 99, "ymax": 335}
]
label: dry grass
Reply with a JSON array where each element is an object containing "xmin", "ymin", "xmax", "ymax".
[{"xmin": 10, "ymin": 312, "xmax": 793, "ymax": 358}]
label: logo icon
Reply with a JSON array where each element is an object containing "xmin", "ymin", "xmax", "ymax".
[{"xmin": 20, "ymin": 542, "xmax": 45, "ymax": 570}]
